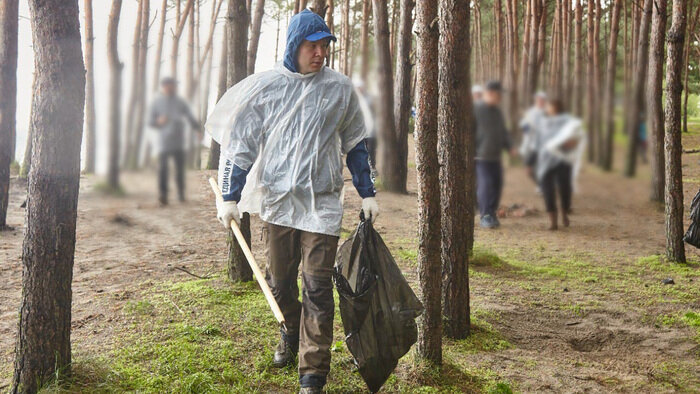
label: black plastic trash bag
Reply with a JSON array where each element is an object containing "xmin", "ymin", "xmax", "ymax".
[
  {"xmin": 684, "ymin": 188, "xmax": 700, "ymax": 248},
  {"xmin": 333, "ymin": 214, "xmax": 423, "ymax": 393}
]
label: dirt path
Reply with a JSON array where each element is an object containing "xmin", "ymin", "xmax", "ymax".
[{"xmin": 1, "ymin": 137, "xmax": 699, "ymax": 391}]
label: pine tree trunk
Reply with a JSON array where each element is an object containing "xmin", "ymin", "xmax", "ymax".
[
  {"xmin": 247, "ymin": 0, "xmax": 265, "ymax": 74},
  {"xmin": 107, "ymin": 0, "xmax": 123, "ymax": 190},
  {"xmin": 309, "ymin": 0, "xmax": 327, "ymax": 17},
  {"xmin": 227, "ymin": 0, "xmax": 248, "ymax": 88},
  {"xmin": 392, "ymin": 0, "xmax": 413, "ymax": 194},
  {"xmin": 373, "ymin": 0, "xmax": 401, "ymax": 193},
  {"xmin": 129, "ymin": 0, "xmax": 150, "ymax": 170},
  {"xmin": 526, "ymin": 0, "xmax": 542, "ymax": 102},
  {"xmin": 593, "ymin": 0, "xmax": 602, "ymax": 164},
  {"xmin": 503, "ymin": 0, "xmax": 518, "ymax": 134},
  {"xmin": 186, "ymin": 3, "xmax": 196, "ymax": 100},
  {"xmin": 664, "ymin": 0, "xmax": 686, "ymax": 263},
  {"xmin": 360, "ymin": 0, "xmax": 371, "ymax": 80},
  {"xmin": 518, "ymin": 0, "xmax": 530, "ymax": 106},
  {"xmin": 648, "ymin": 0, "xmax": 667, "ymax": 201},
  {"xmin": 601, "ymin": 0, "xmax": 622, "ymax": 172},
  {"xmin": 171, "ymin": 0, "xmax": 195, "ymax": 79},
  {"xmin": 415, "ymin": 0, "xmax": 441, "ymax": 364},
  {"xmin": 341, "ymin": 0, "xmax": 350, "ymax": 75},
  {"xmin": 227, "ymin": 0, "xmax": 252, "ymax": 282},
  {"xmin": 438, "ymin": 0, "xmax": 472, "ymax": 340},
  {"xmin": 624, "ymin": 0, "xmax": 652, "ymax": 177},
  {"xmin": 83, "ymin": 0, "xmax": 96, "ymax": 174},
  {"xmin": 207, "ymin": 24, "xmax": 229, "ymax": 170},
  {"xmin": 0, "ymin": 0, "xmax": 18, "ymax": 229},
  {"xmin": 124, "ymin": 0, "xmax": 145, "ymax": 169},
  {"xmin": 326, "ymin": 0, "xmax": 334, "ymax": 67},
  {"xmin": 19, "ymin": 95, "xmax": 33, "ymax": 179},
  {"xmin": 572, "ymin": 0, "xmax": 583, "ymax": 117},
  {"xmin": 11, "ymin": 0, "xmax": 85, "ymax": 391},
  {"xmin": 494, "ymin": 0, "xmax": 504, "ymax": 81},
  {"xmin": 152, "ymin": 0, "xmax": 167, "ymax": 92},
  {"xmin": 585, "ymin": 0, "xmax": 596, "ymax": 162},
  {"xmin": 682, "ymin": 4, "xmax": 700, "ymax": 134}
]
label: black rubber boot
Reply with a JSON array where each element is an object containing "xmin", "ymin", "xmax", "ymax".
[{"xmin": 273, "ymin": 332, "xmax": 298, "ymax": 368}]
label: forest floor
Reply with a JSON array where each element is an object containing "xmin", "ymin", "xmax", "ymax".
[{"xmin": 1, "ymin": 128, "xmax": 700, "ymax": 393}]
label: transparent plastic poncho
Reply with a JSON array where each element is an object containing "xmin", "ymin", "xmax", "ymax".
[{"xmin": 205, "ymin": 63, "xmax": 367, "ymax": 236}]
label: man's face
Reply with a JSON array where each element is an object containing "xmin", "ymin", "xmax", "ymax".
[
  {"xmin": 297, "ymin": 39, "xmax": 329, "ymax": 74},
  {"xmin": 483, "ymin": 90, "xmax": 501, "ymax": 106},
  {"xmin": 162, "ymin": 82, "xmax": 176, "ymax": 96}
]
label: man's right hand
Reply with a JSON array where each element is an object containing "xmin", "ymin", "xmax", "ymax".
[{"xmin": 216, "ymin": 200, "xmax": 240, "ymax": 229}]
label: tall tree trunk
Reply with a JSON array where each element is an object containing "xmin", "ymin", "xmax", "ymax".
[
  {"xmin": 415, "ymin": 0, "xmax": 441, "ymax": 364},
  {"xmin": 624, "ymin": 0, "xmax": 652, "ymax": 177},
  {"xmin": 19, "ymin": 98, "xmax": 33, "ymax": 179},
  {"xmin": 518, "ymin": 0, "xmax": 530, "ymax": 106},
  {"xmin": 526, "ymin": 0, "xmax": 542, "ymax": 102},
  {"xmin": 360, "ymin": 0, "xmax": 371, "ymax": 80},
  {"xmin": 207, "ymin": 24, "xmax": 229, "ymax": 170},
  {"xmin": 494, "ymin": 0, "xmax": 504, "ymax": 80},
  {"xmin": 664, "ymin": 0, "xmax": 686, "ymax": 263},
  {"xmin": 124, "ymin": 0, "xmax": 145, "ymax": 168},
  {"xmin": 326, "ymin": 0, "xmax": 335, "ymax": 67},
  {"xmin": 247, "ymin": 0, "xmax": 265, "ymax": 74},
  {"xmin": 107, "ymin": 0, "xmax": 123, "ymax": 190},
  {"xmin": 648, "ymin": 0, "xmax": 667, "ymax": 200},
  {"xmin": 186, "ymin": 2, "xmax": 196, "ymax": 99},
  {"xmin": 11, "ymin": 0, "xmax": 85, "ymax": 391},
  {"xmin": 593, "ymin": 0, "xmax": 602, "ymax": 164},
  {"xmin": 152, "ymin": 0, "xmax": 167, "ymax": 91},
  {"xmin": 83, "ymin": 0, "xmax": 96, "ymax": 174},
  {"xmin": 171, "ymin": 0, "xmax": 195, "ymax": 79},
  {"xmin": 129, "ymin": 0, "xmax": 150, "ymax": 170},
  {"xmin": 309, "ymin": 0, "xmax": 328, "ymax": 17},
  {"xmin": 475, "ymin": 1, "xmax": 486, "ymax": 84},
  {"xmin": 227, "ymin": 0, "xmax": 249, "ymax": 88},
  {"xmin": 503, "ymin": 0, "xmax": 518, "ymax": 135},
  {"xmin": 393, "ymin": 0, "xmax": 413, "ymax": 194},
  {"xmin": 372, "ymin": 0, "xmax": 401, "ymax": 193},
  {"xmin": 601, "ymin": 0, "xmax": 622, "ymax": 172},
  {"xmin": 682, "ymin": 3, "xmax": 700, "ymax": 134},
  {"xmin": 572, "ymin": 0, "xmax": 583, "ymax": 117},
  {"xmin": 586, "ymin": 0, "xmax": 596, "ymax": 161},
  {"xmin": 438, "ymin": 0, "xmax": 472, "ymax": 340},
  {"xmin": 0, "ymin": 0, "xmax": 18, "ymax": 229},
  {"xmin": 341, "ymin": 0, "xmax": 350, "ymax": 74}
]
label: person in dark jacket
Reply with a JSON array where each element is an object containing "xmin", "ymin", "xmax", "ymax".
[
  {"xmin": 149, "ymin": 77, "xmax": 200, "ymax": 205},
  {"xmin": 474, "ymin": 81, "xmax": 515, "ymax": 228}
]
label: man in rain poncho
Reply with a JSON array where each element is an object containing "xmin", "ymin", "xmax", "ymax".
[{"xmin": 205, "ymin": 9, "xmax": 378, "ymax": 394}]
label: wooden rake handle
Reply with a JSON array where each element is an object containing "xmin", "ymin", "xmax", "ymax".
[{"xmin": 208, "ymin": 177, "xmax": 286, "ymax": 328}]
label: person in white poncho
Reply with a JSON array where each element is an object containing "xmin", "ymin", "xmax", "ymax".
[
  {"xmin": 523, "ymin": 97, "xmax": 586, "ymax": 230},
  {"xmin": 205, "ymin": 10, "xmax": 378, "ymax": 394}
]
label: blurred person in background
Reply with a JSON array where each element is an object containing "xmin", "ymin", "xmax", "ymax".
[
  {"xmin": 528, "ymin": 98, "xmax": 585, "ymax": 230},
  {"xmin": 472, "ymin": 84, "xmax": 484, "ymax": 104},
  {"xmin": 520, "ymin": 91, "xmax": 548, "ymax": 185},
  {"xmin": 149, "ymin": 77, "xmax": 201, "ymax": 205},
  {"xmin": 474, "ymin": 81, "xmax": 515, "ymax": 229}
]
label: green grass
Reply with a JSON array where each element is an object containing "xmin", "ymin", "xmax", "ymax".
[{"xmin": 44, "ymin": 274, "xmax": 511, "ymax": 393}]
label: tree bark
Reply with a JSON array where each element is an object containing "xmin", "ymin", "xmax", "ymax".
[
  {"xmin": 360, "ymin": 0, "xmax": 371, "ymax": 80},
  {"xmin": 415, "ymin": 0, "xmax": 441, "ymax": 364},
  {"xmin": 682, "ymin": 3, "xmax": 700, "ymax": 134},
  {"xmin": 326, "ymin": 0, "xmax": 335, "ymax": 67},
  {"xmin": 128, "ymin": 0, "xmax": 150, "ymax": 170},
  {"xmin": 0, "ymin": 0, "xmax": 18, "ymax": 229},
  {"xmin": 372, "ymin": 0, "xmax": 401, "ymax": 193},
  {"xmin": 247, "ymin": 0, "xmax": 266, "ymax": 75},
  {"xmin": 309, "ymin": 0, "xmax": 328, "ymax": 17},
  {"xmin": 438, "ymin": 0, "xmax": 472, "ymax": 340},
  {"xmin": 503, "ymin": 0, "xmax": 518, "ymax": 135},
  {"xmin": 526, "ymin": 0, "xmax": 542, "ymax": 102},
  {"xmin": 207, "ymin": 23, "xmax": 229, "ymax": 170},
  {"xmin": 601, "ymin": 0, "xmax": 622, "ymax": 172},
  {"xmin": 107, "ymin": 0, "xmax": 123, "ymax": 190},
  {"xmin": 648, "ymin": 0, "xmax": 667, "ymax": 200},
  {"xmin": 152, "ymin": 0, "xmax": 167, "ymax": 91},
  {"xmin": 123, "ymin": 0, "xmax": 144, "ymax": 169},
  {"xmin": 393, "ymin": 0, "xmax": 413, "ymax": 194},
  {"xmin": 664, "ymin": 0, "xmax": 686, "ymax": 263},
  {"xmin": 341, "ymin": 0, "xmax": 350, "ymax": 74},
  {"xmin": 11, "ymin": 0, "xmax": 85, "ymax": 391},
  {"xmin": 227, "ymin": 0, "xmax": 249, "ymax": 88},
  {"xmin": 585, "ymin": 0, "xmax": 596, "ymax": 161},
  {"xmin": 228, "ymin": 212, "xmax": 254, "ymax": 282},
  {"xmin": 171, "ymin": 0, "xmax": 195, "ymax": 79},
  {"xmin": 83, "ymin": 0, "xmax": 96, "ymax": 174},
  {"xmin": 572, "ymin": 0, "xmax": 583, "ymax": 117},
  {"xmin": 624, "ymin": 0, "xmax": 652, "ymax": 177}
]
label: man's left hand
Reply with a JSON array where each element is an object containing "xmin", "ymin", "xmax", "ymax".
[{"xmin": 362, "ymin": 197, "xmax": 379, "ymax": 223}]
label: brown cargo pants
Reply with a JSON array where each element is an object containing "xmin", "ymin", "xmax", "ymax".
[{"xmin": 263, "ymin": 221, "xmax": 339, "ymax": 388}]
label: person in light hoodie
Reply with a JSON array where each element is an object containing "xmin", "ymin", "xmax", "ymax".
[{"xmin": 206, "ymin": 9, "xmax": 378, "ymax": 394}]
